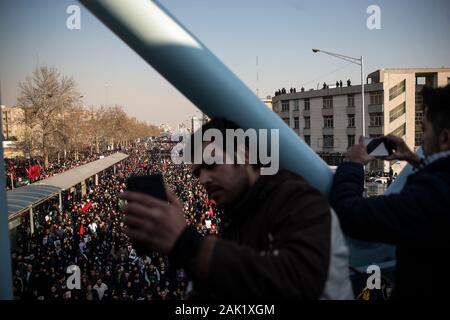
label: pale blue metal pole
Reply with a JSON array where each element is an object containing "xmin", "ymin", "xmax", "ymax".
[
  {"xmin": 78, "ymin": 0, "xmax": 333, "ymax": 194},
  {"xmin": 0, "ymin": 106, "xmax": 14, "ymax": 299}
]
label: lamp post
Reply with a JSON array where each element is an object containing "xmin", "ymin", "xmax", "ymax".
[{"xmin": 312, "ymin": 48, "xmax": 366, "ymax": 137}]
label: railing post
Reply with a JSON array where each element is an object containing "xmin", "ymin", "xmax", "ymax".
[{"xmin": 0, "ymin": 106, "xmax": 14, "ymax": 299}]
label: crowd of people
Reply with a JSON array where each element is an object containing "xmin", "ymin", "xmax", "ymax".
[
  {"xmin": 10, "ymin": 140, "xmax": 220, "ymax": 300},
  {"xmin": 274, "ymin": 79, "xmax": 353, "ymax": 96},
  {"xmin": 4, "ymin": 151, "xmax": 116, "ymax": 190}
]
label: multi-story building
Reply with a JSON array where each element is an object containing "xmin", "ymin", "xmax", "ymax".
[
  {"xmin": 1, "ymin": 105, "xmax": 24, "ymax": 141},
  {"xmin": 272, "ymin": 68, "xmax": 450, "ymax": 173},
  {"xmin": 1, "ymin": 105, "xmax": 26, "ymax": 157},
  {"xmin": 261, "ymin": 96, "xmax": 273, "ymax": 110},
  {"xmin": 191, "ymin": 114, "xmax": 211, "ymax": 134}
]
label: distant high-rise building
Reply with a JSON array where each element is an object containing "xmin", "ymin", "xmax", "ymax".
[
  {"xmin": 191, "ymin": 116, "xmax": 205, "ymax": 133},
  {"xmin": 1, "ymin": 105, "xmax": 24, "ymax": 141},
  {"xmin": 1, "ymin": 105, "xmax": 26, "ymax": 157},
  {"xmin": 158, "ymin": 124, "xmax": 172, "ymax": 135},
  {"xmin": 262, "ymin": 96, "xmax": 272, "ymax": 110}
]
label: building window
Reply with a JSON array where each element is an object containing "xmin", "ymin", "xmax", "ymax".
[
  {"xmin": 347, "ymin": 94, "xmax": 355, "ymax": 107},
  {"xmin": 415, "ymin": 96, "xmax": 423, "ymax": 107},
  {"xmin": 304, "ymin": 98, "xmax": 310, "ymax": 110},
  {"xmin": 323, "ymin": 135, "xmax": 334, "ymax": 148},
  {"xmin": 389, "ymin": 79, "xmax": 406, "ymax": 100},
  {"xmin": 304, "ymin": 135, "xmax": 311, "ymax": 146},
  {"xmin": 323, "ymin": 116, "xmax": 334, "ymax": 128},
  {"xmin": 304, "ymin": 116, "xmax": 310, "ymax": 129},
  {"xmin": 348, "ymin": 115, "xmax": 355, "ymax": 128},
  {"xmin": 389, "ymin": 102, "xmax": 406, "ymax": 122},
  {"xmin": 348, "ymin": 135, "xmax": 355, "ymax": 148},
  {"xmin": 391, "ymin": 123, "xmax": 406, "ymax": 137},
  {"xmin": 415, "ymin": 110, "xmax": 423, "ymax": 128},
  {"xmin": 415, "ymin": 93, "xmax": 423, "ymax": 109},
  {"xmin": 294, "ymin": 117, "xmax": 299, "ymax": 129},
  {"xmin": 415, "ymin": 131, "xmax": 424, "ymax": 147},
  {"xmin": 282, "ymin": 101, "xmax": 289, "ymax": 112},
  {"xmin": 369, "ymin": 92, "xmax": 383, "ymax": 105},
  {"xmin": 293, "ymin": 100, "xmax": 299, "ymax": 111},
  {"xmin": 369, "ymin": 159, "xmax": 384, "ymax": 171},
  {"xmin": 323, "ymin": 96, "xmax": 333, "ymax": 109},
  {"xmin": 282, "ymin": 117, "xmax": 290, "ymax": 125},
  {"xmin": 416, "ymin": 77, "xmax": 426, "ymax": 85},
  {"xmin": 370, "ymin": 113, "xmax": 383, "ymax": 127}
]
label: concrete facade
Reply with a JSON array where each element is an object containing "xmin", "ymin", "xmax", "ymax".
[
  {"xmin": 1, "ymin": 105, "xmax": 24, "ymax": 141},
  {"xmin": 1, "ymin": 105, "xmax": 25, "ymax": 157},
  {"xmin": 273, "ymin": 68, "xmax": 450, "ymax": 172}
]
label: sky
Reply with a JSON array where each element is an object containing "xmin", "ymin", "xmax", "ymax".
[{"xmin": 1, "ymin": 0, "xmax": 449, "ymax": 127}]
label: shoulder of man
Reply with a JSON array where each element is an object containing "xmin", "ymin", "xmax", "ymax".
[
  {"xmin": 263, "ymin": 169, "xmax": 326, "ymax": 199},
  {"xmin": 261, "ymin": 169, "xmax": 330, "ymax": 219},
  {"xmin": 405, "ymin": 162, "xmax": 450, "ymax": 206}
]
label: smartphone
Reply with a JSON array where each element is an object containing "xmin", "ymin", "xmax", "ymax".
[
  {"xmin": 365, "ymin": 137, "xmax": 394, "ymax": 159},
  {"xmin": 126, "ymin": 173, "xmax": 167, "ymax": 201},
  {"xmin": 125, "ymin": 173, "xmax": 167, "ymax": 256}
]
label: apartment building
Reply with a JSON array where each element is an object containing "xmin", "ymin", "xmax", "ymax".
[{"xmin": 272, "ymin": 68, "xmax": 450, "ymax": 172}]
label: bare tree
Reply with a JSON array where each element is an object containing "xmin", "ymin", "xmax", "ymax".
[
  {"xmin": 17, "ymin": 66, "xmax": 82, "ymax": 167},
  {"xmin": 102, "ymin": 105, "xmax": 129, "ymax": 150},
  {"xmin": 60, "ymin": 106, "xmax": 90, "ymax": 160},
  {"xmin": 16, "ymin": 66, "xmax": 160, "ymax": 162},
  {"xmin": 83, "ymin": 105, "xmax": 105, "ymax": 154}
]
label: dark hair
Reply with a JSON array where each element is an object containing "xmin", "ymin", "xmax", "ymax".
[
  {"xmin": 198, "ymin": 117, "xmax": 240, "ymax": 136},
  {"xmin": 189, "ymin": 117, "xmax": 263, "ymax": 168},
  {"xmin": 422, "ymin": 84, "xmax": 450, "ymax": 135}
]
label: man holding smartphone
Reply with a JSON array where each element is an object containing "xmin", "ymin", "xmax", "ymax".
[
  {"xmin": 120, "ymin": 118, "xmax": 353, "ymax": 300},
  {"xmin": 330, "ymin": 85, "xmax": 450, "ymax": 299}
]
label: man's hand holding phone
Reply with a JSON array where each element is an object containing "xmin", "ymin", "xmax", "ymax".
[
  {"xmin": 345, "ymin": 136, "xmax": 375, "ymax": 165},
  {"xmin": 383, "ymin": 135, "xmax": 422, "ymax": 166},
  {"xmin": 119, "ymin": 175, "xmax": 187, "ymax": 255},
  {"xmin": 345, "ymin": 135, "xmax": 421, "ymax": 166}
]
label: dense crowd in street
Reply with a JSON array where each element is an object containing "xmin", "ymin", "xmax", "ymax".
[
  {"xmin": 10, "ymin": 141, "xmax": 220, "ymax": 300},
  {"xmin": 4, "ymin": 151, "xmax": 116, "ymax": 190}
]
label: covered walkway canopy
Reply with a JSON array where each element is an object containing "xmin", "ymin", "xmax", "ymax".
[
  {"xmin": 6, "ymin": 152, "xmax": 129, "ymax": 221},
  {"xmin": 35, "ymin": 152, "xmax": 128, "ymax": 190}
]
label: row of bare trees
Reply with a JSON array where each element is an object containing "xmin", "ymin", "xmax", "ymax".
[{"xmin": 15, "ymin": 66, "xmax": 160, "ymax": 167}]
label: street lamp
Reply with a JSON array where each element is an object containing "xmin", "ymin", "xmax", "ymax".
[{"xmin": 312, "ymin": 48, "xmax": 366, "ymax": 136}]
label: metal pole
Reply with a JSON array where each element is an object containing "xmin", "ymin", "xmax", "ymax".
[
  {"xmin": 59, "ymin": 191, "xmax": 63, "ymax": 211},
  {"xmin": 0, "ymin": 101, "xmax": 14, "ymax": 300},
  {"xmin": 312, "ymin": 49, "xmax": 365, "ymax": 137},
  {"xmin": 79, "ymin": 0, "xmax": 333, "ymax": 194},
  {"xmin": 361, "ymin": 56, "xmax": 366, "ymax": 137},
  {"xmin": 29, "ymin": 207, "xmax": 34, "ymax": 235}
]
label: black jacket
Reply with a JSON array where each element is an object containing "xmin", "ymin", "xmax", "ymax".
[
  {"xmin": 197, "ymin": 170, "xmax": 332, "ymax": 299},
  {"xmin": 330, "ymin": 155, "xmax": 450, "ymax": 299}
]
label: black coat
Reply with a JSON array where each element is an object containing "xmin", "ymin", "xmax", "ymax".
[
  {"xmin": 330, "ymin": 155, "xmax": 450, "ymax": 299},
  {"xmin": 197, "ymin": 170, "xmax": 331, "ymax": 299}
]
